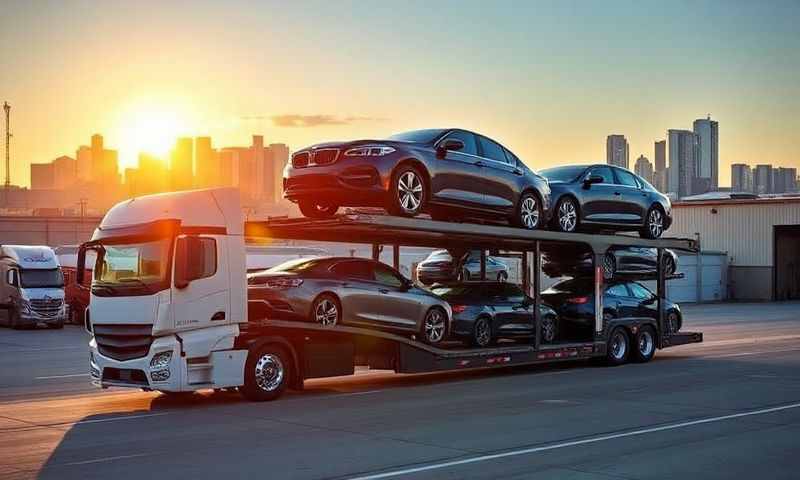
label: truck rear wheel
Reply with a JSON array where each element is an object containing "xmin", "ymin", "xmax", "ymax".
[
  {"xmin": 632, "ymin": 325, "xmax": 656, "ymax": 363},
  {"xmin": 605, "ymin": 327, "xmax": 630, "ymax": 366},
  {"xmin": 241, "ymin": 344, "xmax": 293, "ymax": 402}
]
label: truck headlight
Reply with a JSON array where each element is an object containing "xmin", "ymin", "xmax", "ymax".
[
  {"xmin": 149, "ymin": 351, "xmax": 172, "ymax": 370},
  {"xmin": 19, "ymin": 299, "xmax": 31, "ymax": 315}
]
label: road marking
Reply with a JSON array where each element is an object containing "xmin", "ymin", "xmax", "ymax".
[
  {"xmin": 703, "ymin": 347, "xmax": 800, "ymax": 359},
  {"xmin": 63, "ymin": 453, "xmax": 152, "ymax": 466},
  {"xmin": 347, "ymin": 401, "xmax": 800, "ymax": 480},
  {"xmin": 35, "ymin": 373, "xmax": 89, "ymax": 380},
  {"xmin": 334, "ymin": 390, "xmax": 383, "ymax": 397}
]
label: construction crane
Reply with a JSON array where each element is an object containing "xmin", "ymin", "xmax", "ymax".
[{"xmin": 3, "ymin": 101, "xmax": 10, "ymax": 189}]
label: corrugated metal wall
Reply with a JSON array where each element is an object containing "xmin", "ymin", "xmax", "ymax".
[{"xmin": 670, "ymin": 202, "xmax": 800, "ymax": 267}]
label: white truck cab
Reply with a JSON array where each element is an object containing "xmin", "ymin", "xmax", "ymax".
[
  {"xmin": 80, "ymin": 188, "xmax": 248, "ymax": 391},
  {"xmin": 0, "ymin": 245, "xmax": 66, "ymax": 329}
]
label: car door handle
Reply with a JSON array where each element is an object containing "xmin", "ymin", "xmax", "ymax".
[{"xmin": 211, "ymin": 311, "xmax": 226, "ymax": 321}]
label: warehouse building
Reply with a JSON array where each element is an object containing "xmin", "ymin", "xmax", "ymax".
[{"xmin": 670, "ymin": 193, "xmax": 800, "ymax": 301}]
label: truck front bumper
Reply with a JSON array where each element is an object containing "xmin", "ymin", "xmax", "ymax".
[{"xmin": 89, "ymin": 335, "xmax": 183, "ymax": 391}]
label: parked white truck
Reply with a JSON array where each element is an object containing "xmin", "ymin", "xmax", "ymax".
[
  {"xmin": 80, "ymin": 187, "xmax": 702, "ymax": 401},
  {"xmin": 0, "ymin": 245, "xmax": 66, "ymax": 329}
]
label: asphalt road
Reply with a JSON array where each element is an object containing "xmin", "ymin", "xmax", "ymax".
[{"xmin": 1, "ymin": 302, "xmax": 799, "ymax": 479}]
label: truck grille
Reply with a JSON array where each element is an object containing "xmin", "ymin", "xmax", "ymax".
[
  {"xmin": 94, "ymin": 324, "xmax": 153, "ymax": 361},
  {"xmin": 30, "ymin": 298, "xmax": 63, "ymax": 317}
]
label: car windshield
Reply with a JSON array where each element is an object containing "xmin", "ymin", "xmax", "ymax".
[
  {"xmin": 266, "ymin": 257, "xmax": 324, "ymax": 273},
  {"xmin": 93, "ymin": 238, "xmax": 171, "ymax": 295},
  {"xmin": 20, "ymin": 268, "xmax": 64, "ymax": 288},
  {"xmin": 388, "ymin": 129, "xmax": 446, "ymax": 144},
  {"xmin": 430, "ymin": 285, "xmax": 481, "ymax": 298},
  {"xmin": 540, "ymin": 166, "xmax": 588, "ymax": 183},
  {"xmin": 546, "ymin": 278, "xmax": 593, "ymax": 293}
]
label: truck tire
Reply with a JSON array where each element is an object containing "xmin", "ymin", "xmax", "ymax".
[
  {"xmin": 241, "ymin": 344, "xmax": 293, "ymax": 402},
  {"xmin": 632, "ymin": 325, "xmax": 656, "ymax": 363},
  {"xmin": 605, "ymin": 327, "xmax": 630, "ymax": 366}
]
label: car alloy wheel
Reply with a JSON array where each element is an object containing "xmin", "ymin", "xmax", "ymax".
[
  {"xmin": 397, "ymin": 170, "xmax": 423, "ymax": 214},
  {"xmin": 519, "ymin": 195, "xmax": 540, "ymax": 229},
  {"xmin": 667, "ymin": 311, "xmax": 680, "ymax": 333},
  {"xmin": 647, "ymin": 209, "xmax": 664, "ymax": 238},
  {"xmin": 663, "ymin": 254, "xmax": 676, "ymax": 276},
  {"xmin": 314, "ymin": 297, "xmax": 339, "ymax": 326},
  {"xmin": 541, "ymin": 315, "xmax": 557, "ymax": 343},
  {"xmin": 254, "ymin": 353, "xmax": 285, "ymax": 393},
  {"xmin": 603, "ymin": 253, "xmax": 616, "ymax": 280},
  {"xmin": 557, "ymin": 198, "xmax": 578, "ymax": 232},
  {"xmin": 424, "ymin": 308, "xmax": 446, "ymax": 344},
  {"xmin": 473, "ymin": 317, "xmax": 492, "ymax": 347},
  {"xmin": 636, "ymin": 327, "xmax": 655, "ymax": 361}
]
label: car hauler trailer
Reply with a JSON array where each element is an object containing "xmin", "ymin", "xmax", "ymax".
[{"xmin": 79, "ymin": 188, "xmax": 701, "ymax": 401}]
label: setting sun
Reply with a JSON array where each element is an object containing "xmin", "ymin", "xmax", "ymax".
[{"xmin": 113, "ymin": 98, "xmax": 195, "ymax": 168}]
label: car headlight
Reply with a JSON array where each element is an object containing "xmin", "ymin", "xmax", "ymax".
[
  {"xmin": 149, "ymin": 351, "xmax": 173, "ymax": 370},
  {"xmin": 19, "ymin": 299, "xmax": 31, "ymax": 314},
  {"xmin": 344, "ymin": 146, "xmax": 396, "ymax": 157}
]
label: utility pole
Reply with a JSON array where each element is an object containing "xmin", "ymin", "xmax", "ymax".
[{"xmin": 3, "ymin": 102, "xmax": 10, "ymax": 189}]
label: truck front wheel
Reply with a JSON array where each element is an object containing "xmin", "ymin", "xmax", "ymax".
[{"xmin": 241, "ymin": 344, "xmax": 293, "ymax": 402}]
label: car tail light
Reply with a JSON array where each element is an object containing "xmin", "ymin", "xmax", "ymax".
[
  {"xmin": 451, "ymin": 304, "xmax": 468, "ymax": 314},
  {"xmin": 566, "ymin": 296, "xmax": 590, "ymax": 304},
  {"xmin": 265, "ymin": 278, "xmax": 304, "ymax": 289}
]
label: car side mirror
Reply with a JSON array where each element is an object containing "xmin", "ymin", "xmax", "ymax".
[
  {"xmin": 6, "ymin": 269, "xmax": 19, "ymax": 288},
  {"xmin": 174, "ymin": 236, "xmax": 205, "ymax": 289},
  {"xmin": 583, "ymin": 175, "xmax": 603, "ymax": 188},
  {"xmin": 436, "ymin": 139, "xmax": 465, "ymax": 158}
]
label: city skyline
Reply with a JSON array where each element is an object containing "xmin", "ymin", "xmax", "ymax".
[{"xmin": 2, "ymin": 1, "xmax": 799, "ymax": 189}]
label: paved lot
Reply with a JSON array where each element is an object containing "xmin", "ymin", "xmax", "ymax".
[{"xmin": 1, "ymin": 302, "xmax": 799, "ymax": 479}]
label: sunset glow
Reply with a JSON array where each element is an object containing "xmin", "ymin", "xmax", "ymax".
[{"xmin": 113, "ymin": 99, "xmax": 195, "ymax": 168}]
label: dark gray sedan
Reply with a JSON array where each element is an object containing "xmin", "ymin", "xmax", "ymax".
[{"xmin": 247, "ymin": 257, "xmax": 452, "ymax": 344}]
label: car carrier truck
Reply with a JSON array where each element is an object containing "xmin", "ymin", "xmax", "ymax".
[{"xmin": 78, "ymin": 188, "xmax": 702, "ymax": 401}]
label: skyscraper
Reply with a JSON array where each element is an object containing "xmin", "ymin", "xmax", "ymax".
[
  {"xmin": 30, "ymin": 163, "xmax": 55, "ymax": 190},
  {"xmin": 693, "ymin": 116, "xmax": 719, "ymax": 190},
  {"xmin": 269, "ymin": 143, "xmax": 289, "ymax": 203},
  {"xmin": 774, "ymin": 167, "xmax": 798, "ymax": 193},
  {"xmin": 653, "ymin": 140, "xmax": 666, "ymax": 192},
  {"xmin": 731, "ymin": 164, "xmax": 754, "ymax": 192},
  {"xmin": 606, "ymin": 134, "xmax": 629, "ymax": 169},
  {"xmin": 194, "ymin": 137, "xmax": 217, "ymax": 188},
  {"xmin": 170, "ymin": 137, "xmax": 193, "ymax": 191},
  {"xmin": 754, "ymin": 164, "xmax": 773, "ymax": 194},
  {"xmin": 667, "ymin": 129, "xmax": 697, "ymax": 199},
  {"xmin": 52, "ymin": 155, "xmax": 76, "ymax": 189},
  {"xmin": 76, "ymin": 145, "xmax": 92, "ymax": 182},
  {"xmin": 634, "ymin": 155, "xmax": 653, "ymax": 184}
]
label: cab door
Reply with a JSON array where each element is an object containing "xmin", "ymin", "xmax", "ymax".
[{"xmin": 172, "ymin": 235, "xmax": 230, "ymax": 330}]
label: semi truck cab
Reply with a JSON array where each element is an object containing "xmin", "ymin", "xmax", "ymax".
[
  {"xmin": 80, "ymin": 188, "xmax": 249, "ymax": 391},
  {"xmin": 0, "ymin": 245, "xmax": 66, "ymax": 329}
]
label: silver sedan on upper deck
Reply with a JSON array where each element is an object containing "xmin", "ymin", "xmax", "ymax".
[{"xmin": 247, "ymin": 257, "xmax": 452, "ymax": 344}]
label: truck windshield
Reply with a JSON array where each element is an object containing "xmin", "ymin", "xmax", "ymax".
[
  {"xmin": 20, "ymin": 268, "xmax": 64, "ymax": 288},
  {"xmin": 92, "ymin": 238, "xmax": 172, "ymax": 296}
]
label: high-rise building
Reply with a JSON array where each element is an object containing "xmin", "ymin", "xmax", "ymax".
[
  {"xmin": 76, "ymin": 146, "xmax": 92, "ymax": 182},
  {"xmin": 251, "ymin": 135, "xmax": 266, "ymax": 200},
  {"xmin": 269, "ymin": 143, "xmax": 289, "ymax": 203},
  {"xmin": 219, "ymin": 149, "xmax": 239, "ymax": 187},
  {"xmin": 693, "ymin": 116, "xmax": 719, "ymax": 190},
  {"xmin": 194, "ymin": 137, "xmax": 217, "ymax": 188},
  {"xmin": 606, "ymin": 134, "xmax": 629, "ymax": 169},
  {"xmin": 634, "ymin": 155, "xmax": 653, "ymax": 184},
  {"xmin": 653, "ymin": 140, "xmax": 666, "ymax": 192},
  {"xmin": 52, "ymin": 155, "xmax": 76, "ymax": 189},
  {"xmin": 90, "ymin": 134, "xmax": 104, "ymax": 179},
  {"xmin": 30, "ymin": 163, "xmax": 55, "ymax": 190},
  {"xmin": 731, "ymin": 164, "xmax": 754, "ymax": 192},
  {"xmin": 170, "ymin": 137, "xmax": 193, "ymax": 191},
  {"xmin": 774, "ymin": 167, "xmax": 798, "ymax": 193},
  {"xmin": 667, "ymin": 129, "xmax": 697, "ymax": 198},
  {"xmin": 754, "ymin": 164, "xmax": 773, "ymax": 194}
]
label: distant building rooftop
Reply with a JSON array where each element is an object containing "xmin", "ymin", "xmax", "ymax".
[{"xmin": 675, "ymin": 191, "xmax": 800, "ymax": 206}]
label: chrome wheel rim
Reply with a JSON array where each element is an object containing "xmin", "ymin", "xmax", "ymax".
[
  {"xmin": 638, "ymin": 330, "xmax": 654, "ymax": 357},
  {"xmin": 558, "ymin": 200, "xmax": 577, "ymax": 232},
  {"xmin": 610, "ymin": 331, "xmax": 627, "ymax": 360},
  {"xmin": 398, "ymin": 171, "xmax": 423, "ymax": 213},
  {"xmin": 603, "ymin": 254, "xmax": 615, "ymax": 279},
  {"xmin": 254, "ymin": 354, "xmax": 284, "ymax": 392},
  {"xmin": 520, "ymin": 196, "xmax": 539, "ymax": 229},
  {"xmin": 424, "ymin": 309, "xmax": 445, "ymax": 343},
  {"xmin": 648, "ymin": 209, "xmax": 663, "ymax": 238},
  {"xmin": 668, "ymin": 312, "xmax": 679, "ymax": 333},
  {"xmin": 664, "ymin": 256, "xmax": 675, "ymax": 276},
  {"xmin": 542, "ymin": 317, "xmax": 556, "ymax": 343},
  {"xmin": 315, "ymin": 299, "xmax": 338, "ymax": 326},
  {"xmin": 475, "ymin": 318, "xmax": 491, "ymax": 346}
]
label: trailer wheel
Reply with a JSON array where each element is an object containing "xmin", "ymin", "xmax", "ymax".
[
  {"xmin": 541, "ymin": 315, "xmax": 558, "ymax": 344},
  {"xmin": 606, "ymin": 327, "xmax": 630, "ymax": 366},
  {"xmin": 667, "ymin": 311, "xmax": 682, "ymax": 333},
  {"xmin": 241, "ymin": 344, "xmax": 293, "ymax": 402},
  {"xmin": 471, "ymin": 316, "xmax": 493, "ymax": 347},
  {"xmin": 632, "ymin": 325, "xmax": 656, "ymax": 363}
]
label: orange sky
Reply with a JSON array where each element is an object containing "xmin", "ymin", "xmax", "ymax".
[{"xmin": 2, "ymin": 1, "xmax": 798, "ymax": 188}]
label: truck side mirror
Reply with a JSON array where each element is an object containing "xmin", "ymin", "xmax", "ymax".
[
  {"xmin": 175, "ymin": 236, "xmax": 214, "ymax": 289},
  {"xmin": 76, "ymin": 245, "xmax": 88, "ymax": 289},
  {"xmin": 6, "ymin": 269, "xmax": 19, "ymax": 288}
]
